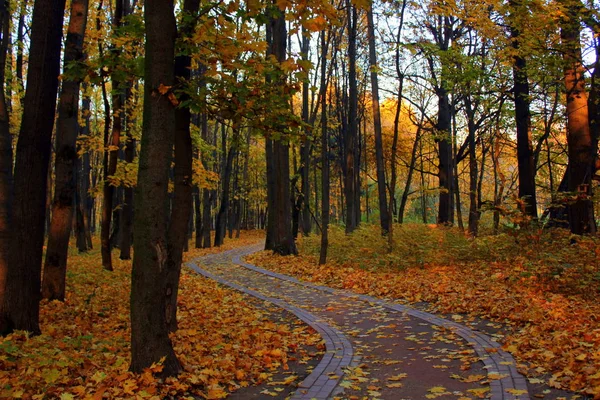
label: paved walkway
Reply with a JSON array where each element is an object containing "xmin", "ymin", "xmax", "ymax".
[{"xmin": 187, "ymin": 244, "xmax": 531, "ymax": 400}]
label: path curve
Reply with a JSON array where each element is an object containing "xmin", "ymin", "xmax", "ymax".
[{"xmin": 188, "ymin": 244, "xmax": 530, "ymax": 400}]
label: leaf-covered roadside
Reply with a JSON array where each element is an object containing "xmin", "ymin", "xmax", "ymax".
[
  {"xmin": 247, "ymin": 224, "xmax": 600, "ymax": 398},
  {"xmin": 0, "ymin": 232, "xmax": 322, "ymax": 399}
]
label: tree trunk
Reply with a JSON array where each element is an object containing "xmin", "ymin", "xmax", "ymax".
[
  {"xmin": 0, "ymin": 0, "xmax": 13, "ymax": 333},
  {"xmin": 130, "ymin": 0, "xmax": 180, "ymax": 376},
  {"xmin": 120, "ymin": 88, "xmax": 136, "ymax": 260},
  {"xmin": 265, "ymin": 4, "xmax": 296, "ymax": 255},
  {"xmin": 164, "ymin": 0, "xmax": 199, "ymax": 333},
  {"xmin": 215, "ymin": 131, "xmax": 235, "ymax": 247},
  {"xmin": 561, "ymin": 0, "xmax": 596, "ymax": 235},
  {"xmin": 2, "ymin": 0, "xmax": 66, "ymax": 334},
  {"xmin": 42, "ymin": 0, "xmax": 89, "ymax": 301},
  {"xmin": 510, "ymin": 0, "xmax": 538, "ymax": 219},
  {"xmin": 101, "ymin": 0, "xmax": 126, "ymax": 271},
  {"xmin": 319, "ymin": 30, "xmax": 329, "ymax": 265},
  {"xmin": 437, "ymin": 88, "xmax": 454, "ymax": 224},
  {"xmin": 300, "ymin": 28, "xmax": 312, "ymax": 236},
  {"xmin": 344, "ymin": 1, "xmax": 359, "ymax": 233},
  {"xmin": 366, "ymin": 3, "xmax": 390, "ymax": 235},
  {"xmin": 399, "ymin": 124, "xmax": 421, "ymax": 224},
  {"xmin": 76, "ymin": 85, "xmax": 93, "ymax": 252}
]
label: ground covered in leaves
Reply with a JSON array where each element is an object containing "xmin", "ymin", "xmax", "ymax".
[
  {"xmin": 0, "ymin": 231, "xmax": 322, "ymax": 399},
  {"xmin": 248, "ymin": 224, "xmax": 600, "ymax": 398}
]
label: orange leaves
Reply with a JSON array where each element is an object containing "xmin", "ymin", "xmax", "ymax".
[
  {"xmin": 0, "ymin": 232, "xmax": 318, "ymax": 399},
  {"xmin": 248, "ymin": 224, "xmax": 600, "ymax": 397}
]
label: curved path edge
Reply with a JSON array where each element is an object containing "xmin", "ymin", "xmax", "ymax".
[
  {"xmin": 231, "ymin": 244, "xmax": 531, "ymax": 400},
  {"xmin": 186, "ymin": 246, "xmax": 359, "ymax": 400}
]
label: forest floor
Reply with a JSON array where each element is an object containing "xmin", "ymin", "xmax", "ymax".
[
  {"xmin": 0, "ymin": 231, "xmax": 324, "ymax": 399},
  {"xmin": 2, "ymin": 225, "xmax": 599, "ymax": 400},
  {"xmin": 247, "ymin": 224, "xmax": 600, "ymax": 399}
]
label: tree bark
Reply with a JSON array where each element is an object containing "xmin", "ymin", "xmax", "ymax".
[
  {"xmin": 300, "ymin": 27, "xmax": 312, "ymax": 236},
  {"xmin": 2, "ymin": 0, "xmax": 66, "ymax": 334},
  {"xmin": 75, "ymin": 85, "xmax": 93, "ymax": 252},
  {"xmin": 560, "ymin": 0, "xmax": 596, "ymax": 235},
  {"xmin": 264, "ymin": 4, "xmax": 296, "ymax": 255},
  {"xmin": 344, "ymin": 1, "xmax": 359, "ymax": 233},
  {"xmin": 120, "ymin": 87, "xmax": 136, "ymax": 260},
  {"xmin": 319, "ymin": 30, "xmax": 329, "ymax": 265},
  {"xmin": 366, "ymin": 3, "xmax": 390, "ymax": 235},
  {"xmin": 0, "ymin": 0, "xmax": 13, "ymax": 333},
  {"xmin": 101, "ymin": 0, "xmax": 126, "ymax": 271},
  {"xmin": 42, "ymin": 0, "xmax": 89, "ymax": 301},
  {"xmin": 129, "ymin": 0, "xmax": 180, "ymax": 376},
  {"xmin": 510, "ymin": 0, "xmax": 538, "ymax": 219}
]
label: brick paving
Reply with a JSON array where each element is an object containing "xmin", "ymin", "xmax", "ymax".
[{"xmin": 188, "ymin": 244, "xmax": 531, "ymax": 400}]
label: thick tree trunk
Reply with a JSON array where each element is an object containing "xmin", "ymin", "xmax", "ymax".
[
  {"xmin": 42, "ymin": 0, "xmax": 89, "ymax": 301},
  {"xmin": 265, "ymin": 5, "xmax": 296, "ymax": 255},
  {"xmin": 510, "ymin": 0, "xmax": 538, "ymax": 219},
  {"xmin": 130, "ymin": 0, "xmax": 180, "ymax": 376},
  {"xmin": 367, "ymin": 4, "xmax": 390, "ymax": 235},
  {"xmin": 0, "ymin": 0, "xmax": 13, "ymax": 333},
  {"xmin": 561, "ymin": 0, "xmax": 596, "ymax": 235},
  {"xmin": 164, "ymin": 0, "xmax": 199, "ymax": 332},
  {"xmin": 2, "ymin": 0, "xmax": 66, "ymax": 334}
]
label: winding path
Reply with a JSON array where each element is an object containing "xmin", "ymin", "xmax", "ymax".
[{"xmin": 187, "ymin": 244, "xmax": 531, "ymax": 400}]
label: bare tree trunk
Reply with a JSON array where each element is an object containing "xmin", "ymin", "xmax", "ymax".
[
  {"xmin": 510, "ymin": 0, "xmax": 538, "ymax": 219},
  {"xmin": 366, "ymin": 3, "xmax": 390, "ymax": 235},
  {"xmin": 76, "ymin": 85, "xmax": 93, "ymax": 252},
  {"xmin": 0, "ymin": 0, "xmax": 13, "ymax": 333},
  {"xmin": 120, "ymin": 87, "xmax": 136, "ymax": 260},
  {"xmin": 560, "ymin": 0, "xmax": 596, "ymax": 235},
  {"xmin": 265, "ymin": 3, "xmax": 296, "ymax": 255},
  {"xmin": 130, "ymin": 0, "xmax": 180, "ymax": 376},
  {"xmin": 319, "ymin": 30, "xmax": 329, "ymax": 265},
  {"xmin": 344, "ymin": 1, "xmax": 359, "ymax": 233},
  {"xmin": 2, "ymin": 0, "xmax": 66, "ymax": 334},
  {"xmin": 300, "ymin": 27, "xmax": 312, "ymax": 236},
  {"xmin": 42, "ymin": 0, "xmax": 89, "ymax": 301}
]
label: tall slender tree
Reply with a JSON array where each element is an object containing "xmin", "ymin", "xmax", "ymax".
[
  {"xmin": 0, "ymin": 0, "xmax": 12, "ymax": 333},
  {"xmin": 42, "ymin": 0, "xmax": 90, "ymax": 301},
  {"xmin": 366, "ymin": 1, "xmax": 390, "ymax": 235}
]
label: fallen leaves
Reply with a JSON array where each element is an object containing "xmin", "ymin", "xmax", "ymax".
[
  {"xmin": 247, "ymin": 224, "xmax": 600, "ymax": 397},
  {"xmin": 0, "ymin": 231, "xmax": 320, "ymax": 399}
]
